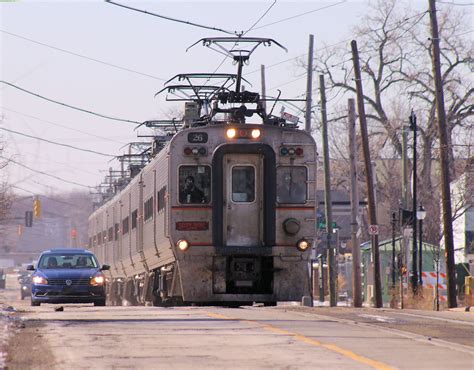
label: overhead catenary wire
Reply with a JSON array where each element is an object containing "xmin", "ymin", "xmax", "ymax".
[
  {"xmin": 251, "ymin": 0, "xmax": 348, "ymax": 31},
  {"xmin": 242, "ymin": 0, "xmax": 277, "ymax": 36},
  {"xmin": 0, "ymin": 81, "xmax": 141, "ymax": 125},
  {"xmin": 105, "ymin": 0, "xmax": 238, "ymax": 35},
  {"xmin": 1, "ymin": 155, "xmax": 95, "ymax": 189},
  {"xmin": 0, "ymin": 29, "xmax": 166, "ymax": 81},
  {"xmin": 0, "ymin": 127, "xmax": 115, "ymax": 157}
]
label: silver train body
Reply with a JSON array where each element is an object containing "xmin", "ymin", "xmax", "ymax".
[{"xmin": 88, "ymin": 123, "xmax": 317, "ymax": 305}]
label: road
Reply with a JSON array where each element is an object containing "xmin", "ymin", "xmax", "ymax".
[{"xmin": 1, "ymin": 275, "xmax": 473, "ymax": 369}]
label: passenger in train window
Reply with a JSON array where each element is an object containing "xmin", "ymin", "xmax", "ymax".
[{"xmin": 180, "ymin": 176, "xmax": 205, "ymax": 204}]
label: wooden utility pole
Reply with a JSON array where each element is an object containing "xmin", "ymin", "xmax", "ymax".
[
  {"xmin": 348, "ymin": 98, "xmax": 362, "ymax": 308},
  {"xmin": 305, "ymin": 34, "xmax": 314, "ymax": 133},
  {"xmin": 319, "ymin": 74, "xmax": 337, "ymax": 307},
  {"xmin": 428, "ymin": 0, "xmax": 457, "ymax": 308},
  {"xmin": 260, "ymin": 64, "xmax": 267, "ymax": 115},
  {"xmin": 401, "ymin": 129, "xmax": 409, "ymax": 209},
  {"xmin": 351, "ymin": 40, "xmax": 383, "ymax": 308}
]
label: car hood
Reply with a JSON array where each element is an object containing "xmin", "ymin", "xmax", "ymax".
[{"xmin": 37, "ymin": 268, "xmax": 100, "ymax": 279}]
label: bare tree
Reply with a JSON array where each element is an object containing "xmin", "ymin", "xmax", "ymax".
[{"xmin": 304, "ymin": 0, "xmax": 473, "ymax": 242}]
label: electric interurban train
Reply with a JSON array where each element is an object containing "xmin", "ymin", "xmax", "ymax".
[
  {"xmin": 88, "ymin": 122, "xmax": 317, "ymax": 306},
  {"xmin": 88, "ymin": 36, "xmax": 317, "ymax": 306}
]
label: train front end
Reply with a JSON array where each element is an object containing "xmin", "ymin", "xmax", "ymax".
[{"xmin": 169, "ymin": 123, "xmax": 317, "ymax": 305}]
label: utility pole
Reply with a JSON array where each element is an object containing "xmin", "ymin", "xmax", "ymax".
[
  {"xmin": 260, "ymin": 64, "xmax": 267, "ymax": 115},
  {"xmin": 319, "ymin": 74, "xmax": 337, "ymax": 307},
  {"xmin": 428, "ymin": 0, "xmax": 457, "ymax": 308},
  {"xmin": 409, "ymin": 111, "xmax": 418, "ymax": 295},
  {"xmin": 401, "ymin": 129, "xmax": 409, "ymax": 209},
  {"xmin": 305, "ymin": 34, "xmax": 314, "ymax": 133},
  {"xmin": 351, "ymin": 40, "xmax": 383, "ymax": 308},
  {"xmin": 348, "ymin": 98, "xmax": 362, "ymax": 308}
]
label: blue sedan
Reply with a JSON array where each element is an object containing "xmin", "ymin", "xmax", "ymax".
[{"xmin": 27, "ymin": 249, "xmax": 109, "ymax": 307}]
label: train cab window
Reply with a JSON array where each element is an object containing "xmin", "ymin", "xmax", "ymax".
[
  {"xmin": 276, "ymin": 166, "xmax": 307, "ymax": 204},
  {"xmin": 179, "ymin": 165, "xmax": 211, "ymax": 204},
  {"xmin": 231, "ymin": 166, "xmax": 255, "ymax": 203}
]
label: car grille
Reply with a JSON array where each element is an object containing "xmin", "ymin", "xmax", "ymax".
[{"xmin": 47, "ymin": 278, "xmax": 90, "ymax": 286}]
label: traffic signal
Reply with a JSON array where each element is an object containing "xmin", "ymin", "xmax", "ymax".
[
  {"xmin": 25, "ymin": 211, "xmax": 33, "ymax": 227},
  {"xmin": 33, "ymin": 198, "xmax": 41, "ymax": 218}
]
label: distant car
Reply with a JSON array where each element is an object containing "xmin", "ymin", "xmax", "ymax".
[
  {"xmin": 0, "ymin": 269, "xmax": 6, "ymax": 289},
  {"xmin": 27, "ymin": 249, "xmax": 109, "ymax": 307},
  {"xmin": 19, "ymin": 274, "xmax": 32, "ymax": 300}
]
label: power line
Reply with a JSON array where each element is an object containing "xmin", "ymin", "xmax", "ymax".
[
  {"xmin": 0, "ymin": 80, "xmax": 141, "ymax": 125},
  {"xmin": 437, "ymin": 1, "xmax": 474, "ymax": 6},
  {"xmin": 0, "ymin": 29, "xmax": 166, "ymax": 81},
  {"xmin": 252, "ymin": 1, "xmax": 348, "ymax": 31},
  {"xmin": 0, "ymin": 127, "xmax": 115, "ymax": 157},
  {"xmin": 105, "ymin": 0, "xmax": 238, "ymax": 35},
  {"xmin": 10, "ymin": 185, "xmax": 79, "ymax": 207},
  {"xmin": 243, "ymin": 0, "xmax": 277, "ymax": 36},
  {"xmin": 1, "ymin": 106, "xmax": 127, "ymax": 145},
  {"xmin": 1, "ymin": 155, "xmax": 95, "ymax": 189}
]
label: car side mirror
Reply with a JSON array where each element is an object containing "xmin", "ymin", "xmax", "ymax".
[
  {"xmin": 101, "ymin": 264, "xmax": 110, "ymax": 271},
  {"xmin": 26, "ymin": 265, "xmax": 35, "ymax": 271}
]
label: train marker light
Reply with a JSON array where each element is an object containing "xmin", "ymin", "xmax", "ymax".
[
  {"xmin": 283, "ymin": 218, "xmax": 300, "ymax": 235},
  {"xmin": 288, "ymin": 148, "xmax": 296, "ymax": 156},
  {"xmin": 177, "ymin": 239, "xmax": 190, "ymax": 251},
  {"xmin": 191, "ymin": 147, "xmax": 199, "ymax": 155},
  {"xmin": 226, "ymin": 128, "xmax": 237, "ymax": 139},
  {"xmin": 295, "ymin": 147, "xmax": 304, "ymax": 156},
  {"xmin": 184, "ymin": 147, "xmax": 193, "ymax": 155},
  {"xmin": 296, "ymin": 239, "xmax": 310, "ymax": 251},
  {"xmin": 198, "ymin": 147, "xmax": 207, "ymax": 155},
  {"xmin": 251, "ymin": 129, "xmax": 261, "ymax": 139},
  {"xmin": 280, "ymin": 147, "xmax": 289, "ymax": 156}
]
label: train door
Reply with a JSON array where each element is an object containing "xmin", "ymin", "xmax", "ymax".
[{"xmin": 223, "ymin": 154, "xmax": 262, "ymax": 246}]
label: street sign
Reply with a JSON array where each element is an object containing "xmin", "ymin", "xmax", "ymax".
[
  {"xmin": 317, "ymin": 221, "xmax": 337, "ymax": 229},
  {"xmin": 368, "ymin": 224, "xmax": 379, "ymax": 235}
]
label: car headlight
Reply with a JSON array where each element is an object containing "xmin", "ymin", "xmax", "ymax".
[
  {"xmin": 90, "ymin": 275, "xmax": 105, "ymax": 286},
  {"xmin": 32, "ymin": 276, "xmax": 48, "ymax": 285}
]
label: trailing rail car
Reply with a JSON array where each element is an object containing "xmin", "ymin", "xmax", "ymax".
[{"xmin": 88, "ymin": 123, "xmax": 317, "ymax": 306}]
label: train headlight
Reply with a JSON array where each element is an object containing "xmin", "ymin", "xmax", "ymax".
[
  {"xmin": 177, "ymin": 239, "xmax": 190, "ymax": 251},
  {"xmin": 296, "ymin": 239, "xmax": 310, "ymax": 251},
  {"xmin": 226, "ymin": 128, "xmax": 237, "ymax": 139},
  {"xmin": 251, "ymin": 129, "xmax": 261, "ymax": 139}
]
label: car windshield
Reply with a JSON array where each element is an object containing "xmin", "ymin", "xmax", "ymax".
[{"xmin": 38, "ymin": 254, "xmax": 98, "ymax": 269}]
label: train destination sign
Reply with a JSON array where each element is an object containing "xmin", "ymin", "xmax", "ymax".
[{"xmin": 188, "ymin": 132, "xmax": 208, "ymax": 143}]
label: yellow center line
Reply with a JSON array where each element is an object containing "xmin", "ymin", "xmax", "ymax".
[{"xmin": 205, "ymin": 311, "xmax": 393, "ymax": 370}]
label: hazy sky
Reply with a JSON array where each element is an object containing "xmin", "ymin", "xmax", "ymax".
[{"xmin": 0, "ymin": 0, "xmax": 466, "ymax": 196}]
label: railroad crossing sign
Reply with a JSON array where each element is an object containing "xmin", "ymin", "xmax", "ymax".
[{"xmin": 368, "ymin": 224, "xmax": 379, "ymax": 235}]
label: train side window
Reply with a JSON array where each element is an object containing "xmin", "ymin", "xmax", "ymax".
[
  {"xmin": 231, "ymin": 166, "xmax": 255, "ymax": 203},
  {"xmin": 157, "ymin": 186, "xmax": 166, "ymax": 213},
  {"xmin": 276, "ymin": 166, "xmax": 307, "ymax": 204},
  {"xmin": 131, "ymin": 210, "xmax": 138, "ymax": 229},
  {"xmin": 144, "ymin": 196, "xmax": 153, "ymax": 221},
  {"xmin": 108, "ymin": 227, "xmax": 113, "ymax": 242},
  {"xmin": 179, "ymin": 166, "xmax": 211, "ymax": 204},
  {"xmin": 122, "ymin": 216, "xmax": 129, "ymax": 235},
  {"xmin": 114, "ymin": 223, "xmax": 119, "ymax": 240}
]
